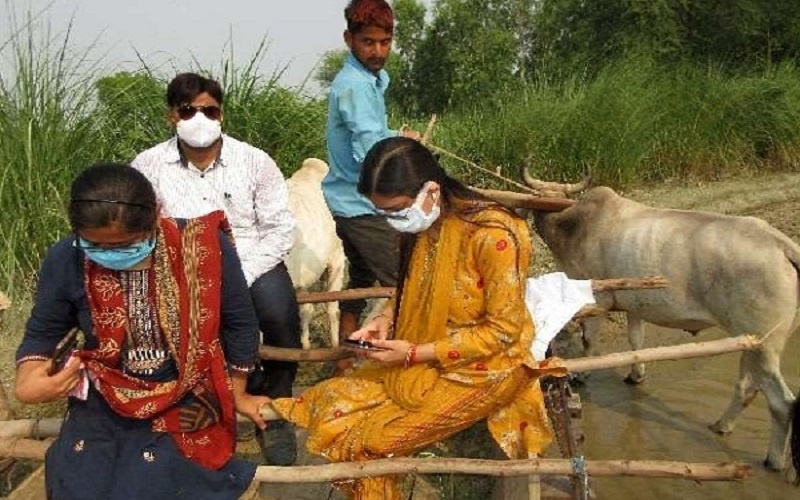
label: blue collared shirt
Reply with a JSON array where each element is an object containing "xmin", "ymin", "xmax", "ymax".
[{"xmin": 323, "ymin": 52, "xmax": 398, "ymax": 217}]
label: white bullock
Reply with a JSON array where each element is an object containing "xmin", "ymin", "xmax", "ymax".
[
  {"xmin": 285, "ymin": 158, "xmax": 346, "ymax": 349},
  {"xmin": 534, "ymin": 185, "xmax": 800, "ymax": 470}
]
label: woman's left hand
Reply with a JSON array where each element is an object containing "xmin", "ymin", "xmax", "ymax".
[{"xmin": 362, "ymin": 339, "xmax": 414, "ymax": 366}]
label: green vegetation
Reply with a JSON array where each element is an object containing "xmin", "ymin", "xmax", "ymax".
[
  {"xmin": 2, "ymin": 0, "xmax": 800, "ymax": 298},
  {"xmin": 0, "ymin": 16, "xmax": 327, "ymax": 295}
]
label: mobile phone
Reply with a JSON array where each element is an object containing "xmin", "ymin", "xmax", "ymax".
[
  {"xmin": 48, "ymin": 328, "xmax": 80, "ymax": 376},
  {"xmin": 343, "ymin": 338, "xmax": 388, "ymax": 351}
]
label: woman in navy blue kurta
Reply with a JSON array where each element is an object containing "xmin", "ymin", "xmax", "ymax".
[{"xmin": 14, "ymin": 164, "xmax": 268, "ymax": 499}]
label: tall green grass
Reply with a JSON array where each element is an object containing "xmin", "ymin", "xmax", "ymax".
[
  {"xmin": 89, "ymin": 40, "xmax": 328, "ymax": 173},
  {"xmin": 3, "ymin": 14, "xmax": 800, "ymax": 301},
  {"xmin": 0, "ymin": 13, "xmax": 102, "ymax": 295},
  {"xmin": 433, "ymin": 55, "xmax": 800, "ymax": 188},
  {"xmin": 0, "ymin": 16, "xmax": 327, "ymax": 297}
]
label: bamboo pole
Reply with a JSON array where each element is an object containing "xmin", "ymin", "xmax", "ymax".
[
  {"xmin": 296, "ymin": 287, "xmax": 394, "ymax": 305},
  {"xmin": 0, "ymin": 418, "xmax": 63, "ymax": 440},
  {"xmin": 472, "ymin": 187, "xmax": 575, "ymax": 212},
  {"xmin": 264, "ymin": 332, "xmax": 754, "ymax": 366},
  {"xmin": 0, "ymin": 437, "xmax": 751, "ymax": 483},
  {"xmin": 563, "ymin": 335, "xmax": 760, "ymax": 373},
  {"xmin": 0, "ymin": 437, "xmax": 52, "ymax": 460},
  {"xmin": 0, "ymin": 336, "xmax": 763, "ymax": 440},
  {"xmin": 287, "ymin": 278, "xmax": 667, "ymax": 362},
  {"xmin": 590, "ymin": 276, "xmax": 668, "ymax": 292},
  {"xmin": 295, "ymin": 277, "xmax": 667, "ymax": 306},
  {"xmin": 260, "ymin": 345, "xmax": 352, "ymax": 362},
  {"xmin": 250, "ymin": 457, "xmax": 749, "ymax": 483}
]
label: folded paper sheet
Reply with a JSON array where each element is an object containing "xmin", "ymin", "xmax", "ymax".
[{"xmin": 525, "ymin": 272, "xmax": 596, "ymax": 360}]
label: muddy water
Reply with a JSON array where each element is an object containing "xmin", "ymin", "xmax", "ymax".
[{"xmin": 573, "ymin": 325, "xmax": 800, "ymax": 499}]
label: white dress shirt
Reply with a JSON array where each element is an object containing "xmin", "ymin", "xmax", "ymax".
[{"xmin": 132, "ymin": 135, "xmax": 295, "ymax": 286}]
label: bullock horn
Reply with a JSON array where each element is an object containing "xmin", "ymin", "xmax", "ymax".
[{"xmin": 521, "ymin": 157, "xmax": 591, "ymax": 197}]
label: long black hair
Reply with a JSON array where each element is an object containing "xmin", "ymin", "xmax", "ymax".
[
  {"xmin": 69, "ymin": 163, "xmax": 157, "ymax": 233},
  {"xmin": 358, "ymin": 137, "xmax": 520, "ymax": 330}
]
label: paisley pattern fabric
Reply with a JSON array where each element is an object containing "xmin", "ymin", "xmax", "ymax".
[
  {"xmin": 81, "ymin": 211, "xmax": 236, "ymax": 470},
  {"xmin": 273, "ymin": 203, "xmax": 567, "ymax": 499}
]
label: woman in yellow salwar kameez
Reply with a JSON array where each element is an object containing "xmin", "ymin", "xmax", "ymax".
[{"xmin": 269, "ymin": 137, "xmax": 566, "ymax": 498}]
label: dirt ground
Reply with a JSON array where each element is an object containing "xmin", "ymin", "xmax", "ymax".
[{"xmin": 2, "ymin": 170, "xmax": 800, "ymax": 498}]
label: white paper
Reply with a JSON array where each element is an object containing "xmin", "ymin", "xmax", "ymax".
[{"xmin": 525, "ymin": 272, "xmax": 595, "ymax": 360}]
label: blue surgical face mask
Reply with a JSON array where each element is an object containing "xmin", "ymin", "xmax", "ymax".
[{"xmin": 76, "ymin": 236, "xmax": 156, "ymax": 270}]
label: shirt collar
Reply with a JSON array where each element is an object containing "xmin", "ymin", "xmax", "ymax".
[
  {"xmin": 163, "ymin": 135, "xmax": 229, "ymax": 170},
  {"xmin": 344, "ymin": 52, "xmax": 390, "ymax": 89}
]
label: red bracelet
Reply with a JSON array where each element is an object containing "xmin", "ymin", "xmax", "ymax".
[{"xmin": 405, "ymin": 344, "xmax": 418, "ymax": 368}]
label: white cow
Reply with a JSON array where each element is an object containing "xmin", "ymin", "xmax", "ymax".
[
  {"xmin": 534, "ymin": 186, "xmax": 800, "ymax": 470},
  {"xmin": 285, "ymin": 158, "xmax": 346, "ymax": 349}
]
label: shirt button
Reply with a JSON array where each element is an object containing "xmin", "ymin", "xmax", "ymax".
[{"xmin": 200, "ymin": 174, "xmax": 205, "ymax": 178}]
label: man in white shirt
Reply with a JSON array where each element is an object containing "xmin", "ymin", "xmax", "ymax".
[{"xmin": 132, "ymin": 73, "xmax": 299, "ymax": 466}]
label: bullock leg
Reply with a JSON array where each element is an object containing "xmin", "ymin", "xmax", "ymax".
[
  {"xmin": 299, "ymin": 303, "xmax": 314, "ymax": 349},
  {"xmin": 710, "ymin": 353, "xmax": 758, "ymax": 436},
  {"xmin": 623, "ymin": 317, "xmax": 647, "ymax": 385},
  {"xmin": 579, "ymin": 316, "xmax": 603, "ymax": 358},
  {"xmin": 576, "ymin": 316, "xmax": 606, "ymax": 383},
  {"xmin": 711, "ymin": 348, "xmax": 794, "ymax": 470},
  {"xmin": 325, "ymin": 302, "xmax": 341, "ymax": 348},
  {"xmin": 747, "ymin": 347, "xmax": 793, "ymax": 470},
  {"xmin": 325, "ymin": 253, "xmax": 346, "ymax": 348}
]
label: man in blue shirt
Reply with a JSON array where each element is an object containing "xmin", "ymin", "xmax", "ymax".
[{"xmin": 324, "ymin": 0, "xmax": 420, "ymax": 338}]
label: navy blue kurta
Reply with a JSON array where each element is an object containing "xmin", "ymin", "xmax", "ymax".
[{"xmin": 16, "ymin": 229, "xmax": 261, "ymax": 499}]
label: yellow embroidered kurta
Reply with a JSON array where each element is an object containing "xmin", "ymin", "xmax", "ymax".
[{"xmin": 273, "ymin": 205, "xmax": 566, "ymax": 499}]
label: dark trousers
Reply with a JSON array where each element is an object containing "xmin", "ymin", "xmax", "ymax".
[
  {"xmin": 334, "ymin": 215, "xmax": 399, "ymax": 315},
  {"xmin": 249, "ymin": 262, "xmax": 300, "ymax": 399}
]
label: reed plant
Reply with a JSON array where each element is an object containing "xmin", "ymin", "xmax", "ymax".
[
  {"xmin": 432, "ymin": 55, "xmax": 800, "ymax": 189},
  {"xmin": 0, "ymin": 12, "xmax": 104, "ymax": 295},
  {"xmin": 0, "ymin": 20, "xmax": 328, "ymax": 295},
  {"xmin": 3, "ymin": 10, "xmax": 800, "ymax": 301},
  {"xmin": 214, "ymin": 40, "xmax": 327, "ymax": 174}
]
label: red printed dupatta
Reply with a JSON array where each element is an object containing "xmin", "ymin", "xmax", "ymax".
[{"xmin": 81, "ymin": 211, "xmax": 235, "ymax": 470}]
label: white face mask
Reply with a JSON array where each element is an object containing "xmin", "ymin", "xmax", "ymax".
[
  {"xmin": 176, "ymin": 113, "xmax": 222, "ymax": 148},
  {"xmin": 384, "ymin": 182, "xmax": 441, "ymax": 234}
]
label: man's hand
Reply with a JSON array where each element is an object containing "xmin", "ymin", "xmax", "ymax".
[
  {"xmin": 401, "ymin": 129, "xmax": 422, "ymax": 141},
  {"xmin": 230, "ymin": 371, "xmax": 270, "ymax": 430}
]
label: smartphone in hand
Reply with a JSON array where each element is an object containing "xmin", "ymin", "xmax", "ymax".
[
  {"xmin": 48, "ymin": 328, "xmax": 80, "ymax": 376},
  {"xmin": 342, "ymin": 338, "xmax": 388, "ymax": 352}
]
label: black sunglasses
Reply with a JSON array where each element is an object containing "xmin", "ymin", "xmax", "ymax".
[{"xmin": 177, "ymin": 104, "xmax": 222, "ymax": 121}]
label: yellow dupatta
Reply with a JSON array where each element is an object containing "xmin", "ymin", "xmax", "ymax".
[{"xmin": 381, "ymin": 212, "xmax": 473, "ymax": 410}]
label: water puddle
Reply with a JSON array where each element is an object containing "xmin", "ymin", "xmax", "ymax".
[{"xmin": 572, "ymin": 325, "xmax": 800, "ymax": 499}]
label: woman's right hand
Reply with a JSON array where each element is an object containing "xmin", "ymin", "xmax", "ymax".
[
  {"xmin": 349, "ymin": 312, "xmax": 393, "ymax": 342},
  {"xmin": 14, "ymin": 356, "xmax": 84, "ymax": 404}
]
